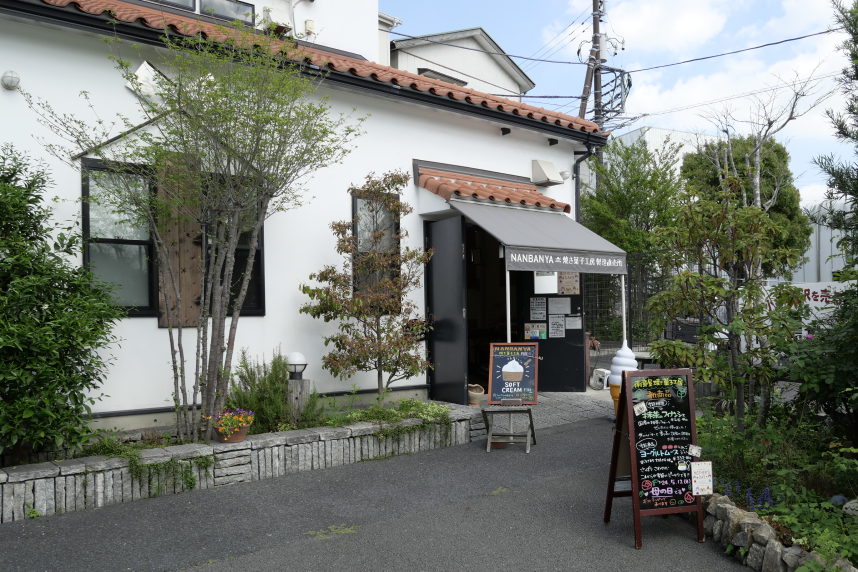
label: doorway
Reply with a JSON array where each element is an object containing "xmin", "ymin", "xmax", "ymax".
[
  {"xmin": 425, "ymin": 214, "xmax": 589, "ymax": 404},
  {"xmin": 465, "ymin": 224, "xmax": 515, "ymax": 393}
]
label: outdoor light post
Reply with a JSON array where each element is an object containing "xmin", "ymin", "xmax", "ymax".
[{"xmin": 287, "ymin": 352, "xmax": 307, "ymax": 380}]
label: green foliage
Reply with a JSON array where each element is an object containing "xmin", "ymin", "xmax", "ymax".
[
  {"xmin": 77, "ymin": 435, "xmax": 215, "ymax": 495},
  {"xmin": 812, "ymin": 0, "xmax": 858, "ymax": 265},
  {"xmin": 323, "ymin": 397, "xmax": 452, "ymax": 443},
  {"xmin": 300, "ymin": 172, "xmax": 433, "ymax": 401},
  {"xmin": 24, "ymin": 502, "xmax": 40, "ymax": 519},
  {"xmin": 228, "ymin": 348, "xmax": 292, "ymax": 435},
  {"xmin": 648, "ymin": 184, "xmax": 805, "ymax": 407},
  {"xmin": 789, "ymin": 283, "xmax": 858, "ymax": 445},
  {"xmin": 0, "ymin": 145, "xmax": 125, "ymax": 462},
  {"xmin": 699, "ymin": 401, "xmax": 858, "ymax": 566},
  {"xmin": 681, "ymin": 136, "xmax": 812, "ymax": 275},
  {"xmin": 582, "ymin": 132, "xmax": 684, "ymax": 255}
]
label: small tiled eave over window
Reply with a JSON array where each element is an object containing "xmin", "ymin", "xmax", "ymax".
[{"xmin": 417, "ymin": 168, "xmax": 572, "ymax": 214}]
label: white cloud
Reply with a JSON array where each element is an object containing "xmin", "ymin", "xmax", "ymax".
[
  {"xmin": 604, "ymin": 0, "xmax": 734, "ymax": 55},
  {"xmin": 799, "ymin": 183, "xmax": 831, "ymax": 206}
]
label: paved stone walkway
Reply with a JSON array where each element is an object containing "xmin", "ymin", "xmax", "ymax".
[{"xmin": 478, "ymin": 387, "xmax": 616, "ymax": 433}]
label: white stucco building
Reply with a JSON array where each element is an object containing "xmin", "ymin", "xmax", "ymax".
[{"xmin": 1, "ymin": 0, "xmax": 621, "ymax": 429}]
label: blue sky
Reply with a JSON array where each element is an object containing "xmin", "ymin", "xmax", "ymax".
[{"xmin": 379, "ymin": 0, "xmax": 850, "ymax": 205}]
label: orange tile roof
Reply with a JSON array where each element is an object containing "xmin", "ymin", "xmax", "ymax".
[
  {"xmin": 418, "ymin": 168, "xmax": 571, "ymax": 214},
  {"xmin": 38, "ymin": 0, "xmax": 605, "ymax": 136}
]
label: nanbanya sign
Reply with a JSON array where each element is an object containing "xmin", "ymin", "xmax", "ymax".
[{"xmin": 506, "ymin": 246, "xmax": 627, "ymax": 275}]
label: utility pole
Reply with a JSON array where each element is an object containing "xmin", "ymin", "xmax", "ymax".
[{"xmin": 577, "ymin": 0, "xmax": 602, "ymax": 128}]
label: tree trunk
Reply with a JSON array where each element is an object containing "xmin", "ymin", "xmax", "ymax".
[
  {"xmin": 756, "ymin": 382, "xmax": 771, "ymax": 427},
  {"xmin": 747, "ymin": 370, "xmax": 755, "ymax": 414}
]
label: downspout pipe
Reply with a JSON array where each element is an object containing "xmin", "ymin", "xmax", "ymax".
[{"xmin": 573, "ymin": 144, "xmax": 596, "ymax": 223}]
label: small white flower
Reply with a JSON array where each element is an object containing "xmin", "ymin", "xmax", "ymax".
[{"xmin": 41, "ymin": 304, "xmax": 49, "ymax": 310}]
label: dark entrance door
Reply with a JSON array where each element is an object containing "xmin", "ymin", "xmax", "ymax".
[
  {"xmin": 425, "ymin": 216, "xmax": 467, "ymax": 404},
  {"xmin": 517, "ymin": 273, "xmax": 587, "ymax": 392}
]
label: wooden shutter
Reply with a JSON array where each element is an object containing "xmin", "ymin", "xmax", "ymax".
[{"xmin": 157, "ymin": 170, "xmax": 203, "ymax": 329}]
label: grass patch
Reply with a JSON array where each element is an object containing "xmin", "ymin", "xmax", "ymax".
[{"xmin": 304, "ymin": 524, "xmax": 360, "ymax": 540}]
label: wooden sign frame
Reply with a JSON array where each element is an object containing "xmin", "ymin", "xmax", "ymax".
[
  {"xmin": 487, "ymin": 343, "xmax": 538, "ymax": 405},
  {"xmin": 603, "ymin": 368, "xmax": 704, "ymax": 549}
]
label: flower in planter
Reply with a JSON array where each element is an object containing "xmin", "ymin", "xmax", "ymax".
[{"xmin": 209, "ymin": 408, "xmax": 255, "ymax": 434}]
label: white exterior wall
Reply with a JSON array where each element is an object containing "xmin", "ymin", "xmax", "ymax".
[
  {"xmin": 1, "ymin": 16, "xmax": 583, "ymax": 413},
  {"xmin": 393, "ymin": 37, "xmax": 522, "ymax": 98}
]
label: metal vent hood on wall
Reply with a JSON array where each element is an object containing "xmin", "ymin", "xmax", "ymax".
[
  {"xmin": 531, "ymin": 159, "xmax": 564, "ymax": 187},
  {"xmin": 449, "ymin": 201, "xmax": 627, "ymax": 274}
]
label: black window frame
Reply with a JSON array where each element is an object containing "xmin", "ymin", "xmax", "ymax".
[
  {"xmin": 142, "ymin": 0, "xmax": 197, "ymax": 12},
  {"xmin": 81, "ymin": 158, "xmax": 159, "ymax": 317},
  {"xmin": 205, "ymin": 223, "xmax": 266, "ymax": 317},
  {"xmin": 351, "ymin": 192, "xmax": 401, "ymax": 296},
  {"xmin": 200, "ymin": 0, "xmax": 255, "ymax": 26}
]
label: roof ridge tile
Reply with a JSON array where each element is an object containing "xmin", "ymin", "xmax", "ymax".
[{"xmin": 38, "ymin": 0, "xmax": 603, "ymax": 137}]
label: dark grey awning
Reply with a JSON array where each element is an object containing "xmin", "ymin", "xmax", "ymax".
[{"xmin": 450, "ymin": 201, "xmax": 626, "ymax": 275}]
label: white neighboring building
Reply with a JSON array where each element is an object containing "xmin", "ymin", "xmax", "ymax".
[
  {"xmin": 614, "ymin": 126, "xmax": 724, "ymax": 174},
  {"xmin": 1, "ymin": 0, "xmax": 618, "ymax": 429},
  {"xmin": 390, "ymin": 28, "xmax": 535, "ymax": 99}
]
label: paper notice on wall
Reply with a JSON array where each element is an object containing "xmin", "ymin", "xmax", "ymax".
[
  {"xmin": 565, "ymin": 316, "xmax": 582, "ymax": 329},
  {"xmin": 548, "ymin": 315, "xmax": 565, "ymax": 338},
  {"xmin": 691, "ymin": 461, "xmax": 713, "ymax": 496},
  {"xmin": 548, "ymin": 297, "xmax": 572, "ymax": 315},
  {"xmin": 525, "ymin": 323, "xmax": 547, "ymax": 340},
  {"xmin": 530, "ymin": 297, "xmax": 546, "ymax": 320},
  {"xmin": 558, "ymin": 272, "xmax": 580, "ymax": 295}
]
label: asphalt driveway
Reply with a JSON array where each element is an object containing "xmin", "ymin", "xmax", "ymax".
[{"xmin": 0, "ymin": 416, "xmax": 742, "ymax": 572}]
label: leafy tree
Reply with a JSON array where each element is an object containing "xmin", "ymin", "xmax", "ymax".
[
  {"xmin": 681, "ymin": 136, "xmax": 812, "ymax": 276},
  {"xmin": 581, "ymin": 132, "xmax": 683, "ymax": 256},
  {"xmin": 648, "ymin": 179, "xmax": 805, "ymax": 432},
  {"xmin": 789, "ymin": 278, "xmax": 858, "ymax": 445},
  {"xmin": 812, "ymin": 0, "xmax": 858, "ymax": 266},
  {"xmin": 0, "ymin": 145, "xmax": 124, "ymax": 464},
  {"xmin": 22, "ymin": 20, "xmax": 363, "ymax": 439},
  {"xmin": 300, "ymin": 172, "xmax": 433, "ymax": 401}
]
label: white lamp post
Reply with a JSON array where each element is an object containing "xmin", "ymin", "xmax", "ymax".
[{"xmin": 287, "ymin": 352, "xmax": 307, "ymax": 380}]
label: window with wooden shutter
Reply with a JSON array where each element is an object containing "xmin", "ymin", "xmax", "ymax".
[{"xmin": 156, "ymin": 170, "xmax": 203, "ymax": 328}]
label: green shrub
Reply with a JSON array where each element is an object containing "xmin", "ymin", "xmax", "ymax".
[
  {"xmin": 0, "ymin": 145, "xmax": 125, "ymax": 464},
  {"xmin": 228, "ymin": 348, "xmax": 293, "ymax": 435}
]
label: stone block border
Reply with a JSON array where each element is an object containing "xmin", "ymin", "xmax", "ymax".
[
  {"xmin": 0, "ymin": 403, "xmax": 484, "ymax": 524},
  {"xmin": 701, "ymin": 493, "xmax": 857, "ymax": 572}
]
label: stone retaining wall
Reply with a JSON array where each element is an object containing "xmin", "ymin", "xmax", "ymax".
[
  {"xmin": 0, "ymin": 404, "xmax": 484, "ymax": 524},
  {"xmin": 702, "ymin": 493, "xmax": 857, "ymax": 572}
]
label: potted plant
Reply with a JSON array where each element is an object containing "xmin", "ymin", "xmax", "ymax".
[{"xmin": 210, "ymin": 408, "xmax": 255, "ymax": 443}]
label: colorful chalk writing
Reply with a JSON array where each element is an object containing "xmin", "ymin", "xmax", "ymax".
[
  {"xmin": 630, "ymin": 373, "xmax": 696, "ymax": 510},
  {"xmin": 488, "ymin": 343, "xmax": 538, "ymax": 404}
]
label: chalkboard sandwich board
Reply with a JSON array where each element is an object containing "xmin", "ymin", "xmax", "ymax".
[
  {"xmin": 487, "ymin": 343, "xmax": 538, "ymax": 405},
  {"xmin": 603, "ymin": 368, "xmax": 705, "ymax": 549}
]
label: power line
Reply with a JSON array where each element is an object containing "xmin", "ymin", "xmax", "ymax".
[
  {"xmin": 387, "ymin": 29, "xmax": 589, "ymax": 65},
  {"xmin": 625, "ymin": 71, "xmax": 840, "ymax": 117},
  {"xmin": 523, "ymin": 22, "xmax": 591, "ymax": 72},
  {"xmin": 384, "ymin": 27, "xmax": 843, "ymax": 72},
  {"xmin": 399, "ymin": 50, "xmax": 520, "ymax": 95},
  {"xmin": 627, "ymin": 28, "xmax": 844, "ymax": 73},
  {"xmin": 526, "ymin": 6, "xmax": 590, "ymax": 61},
  {"xmin": 491, "ymin": 94, "xmax": 584, "ymax": 99}
]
